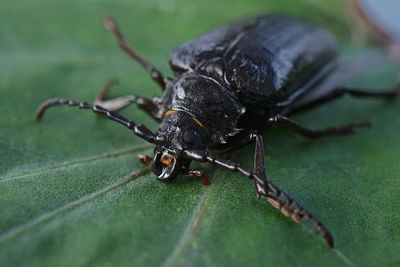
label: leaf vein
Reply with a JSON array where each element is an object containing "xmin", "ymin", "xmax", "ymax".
[
  {"xmin": 162, "ymin": 170, "xmax": 223, "ymax": 267},
  {"xmin": 0, "ymin": 144, "xmax": 153, "ymax": 182},
  {"xmin": 0, "ymin": 167, "xmax": 151, "ymax": 245}
]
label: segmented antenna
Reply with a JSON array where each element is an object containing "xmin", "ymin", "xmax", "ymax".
[{"xmin": 36, "ymin": 98, "xmax": 156, "ymax": 144}]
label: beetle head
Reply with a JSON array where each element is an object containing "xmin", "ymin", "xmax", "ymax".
[{"xmin": 152, "ymin": 111, "xmax": 209, "ymax": 181}]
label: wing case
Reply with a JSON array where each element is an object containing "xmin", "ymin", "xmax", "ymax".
[{"xmin": 169, "ymin": 14, "xmax": 339, "ymax": 110}]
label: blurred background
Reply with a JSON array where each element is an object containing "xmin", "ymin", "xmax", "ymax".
[{"xmin": 0, "ymin": 0, "xmax": 399, "ymax": 266}]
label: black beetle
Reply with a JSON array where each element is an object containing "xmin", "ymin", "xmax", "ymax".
[{"xmin": 36, "ymin": 14, "xmax": 400, "ymax": 248}]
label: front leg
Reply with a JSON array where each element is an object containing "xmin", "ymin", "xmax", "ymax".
[
  {"xmin": 94, "ymin": 79, "xmax": 162, "ymax": 121},
  {"xmin": 251, "ymin": 132, "xmax": 266, "ymax": 198},
  {"xmin": 184, "ymin": 144, "xmax": 334, "ymax": 247},
  {"xmin": 251, "ymin": 132, "xmax": 333, "ymax": 246}
]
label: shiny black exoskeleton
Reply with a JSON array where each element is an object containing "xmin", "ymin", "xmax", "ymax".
[
  {"xmin": 153, "ymin": 14, "xmax": 338, "ymax": 180},
  {"xmin": 37, "ymin": 14, "xmax": 400, "ymax": 248}
]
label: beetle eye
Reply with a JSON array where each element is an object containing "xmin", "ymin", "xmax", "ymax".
[{"xmin": 183, "ymin": 129, "xmax": 199, "ymax": 146}]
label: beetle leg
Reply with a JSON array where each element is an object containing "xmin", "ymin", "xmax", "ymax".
[
  {"xmin": 289, "ymin": 85, "xmax": 400, "ymax": 115},
  {"xmin": 102, "ymin": 17, "xmax": 166, "ymax": 90},
  {"xmin": 138, "ymin": 154, "xmax": 152, "ymax": 165},
  {"xmin": 251, "ymin": 132, "xmax": 266, "ymax": 198},
  {"xmin": 93, "ymin": 78, "xmax": 162, "ymax": 121},
  {"xmin": 186, "ymin": 170, "xmax": 210, "ymax": 186},
  {"xmin": 251, "ymin": 133, "xmax": 308, "ymax": 222},
  {"xmin": 251, "ymin": 132, "xmax": 303, "ymax": 221},
  {"xmin": 184, "ymin": 149, "xmax": 334, "ymax": 248},
  {"xmin": 95, "ymin": 95, "xmax": 161, "ymax": 121},
  {"xmin": 268, "ymin": 114, "xmax": 371, "ymax": 139},
  {"xmin": 95, "ymin": 78, "xmax": 119, "ymax": 102}
]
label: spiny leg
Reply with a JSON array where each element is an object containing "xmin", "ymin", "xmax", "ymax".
[
  {"xmin": 94, "ymin": 79, "xmax": 162, "ymax": 121},
  {"xmin": 36, "ymin": 98, "xmax": 156, "ymax": 144},
  {"xmin": 251, "ymin": 132, "xmax": 302, "ymax": 221},
  {"xmin": 213, "ymin": 111, "xmax": 372, "ymax": 153},
  {"xmin": 102, "ymin": 17, "xmax": 166, "ymax": 90},
  {"xmin": 268, "ymin": 114, "xmax": 371, "ymax": 139},
  {"xmin": 290, "ymin": 85, "xmax": 400, "ymax": 115},
  {"xmin": 184, "ymin": 148, "xmax": 334, "ymax": 248}
]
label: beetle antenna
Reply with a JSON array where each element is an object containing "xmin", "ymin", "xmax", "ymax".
[
  {"xmin": 36, "ymin": 98, "xmax": 156, "ymax": 144},
  {"xmin": 184, "ymin": 149, "xmax": 334, "ymax": 248}
]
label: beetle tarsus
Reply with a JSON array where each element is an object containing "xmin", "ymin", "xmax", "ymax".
[
  {"xmin": 266, "ymin": 196, "xmax": 302, "ymax": 223},
  {"xmin": 138, "ymin": 154, "xmax": 152, "ymax": 165},
  {"xmin": 187, "ymin": 169, "xmax": 210, "ymax": 186},
  {"xmin": 184, "ymin": 147, "xmax": 334, "ymax": 248},
  {"xmin": 250, "ymin": 132, "xmax": 334, "ymax": 247}
]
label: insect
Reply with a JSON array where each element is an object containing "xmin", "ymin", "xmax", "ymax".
[{"xmin": 36, "ymin": 14, "xmax": 400, "ymax": 248}]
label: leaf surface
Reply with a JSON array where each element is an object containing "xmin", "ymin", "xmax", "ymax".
[{"xmin": 0, "ymin": 0, "xmax": 399, "ymax": 266}]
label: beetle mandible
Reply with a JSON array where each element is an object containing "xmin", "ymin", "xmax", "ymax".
[{"xmin": 36, "ymin": 14, "xmax": 400, "ymax": 248}]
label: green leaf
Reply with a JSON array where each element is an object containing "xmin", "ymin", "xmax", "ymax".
[{"xmin": 1, "ymin": 0, "xmax": 399, "ymax": 266}]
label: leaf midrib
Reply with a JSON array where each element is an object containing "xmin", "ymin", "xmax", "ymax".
[
  {"xmin": 0, "ymin": 167, "xmax": 151, "ymax": 245},
  {"xmin": 162, "ymin": 169, "xmax": 223, "ymax": 266},
  {"xmin": 0, "ymin": 144, "xmax": 153, "ymax": 182}
]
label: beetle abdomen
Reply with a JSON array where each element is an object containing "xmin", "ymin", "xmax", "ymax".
[{"xmin": 169, "ymin": 14, "xmax": 339, "ymax": 110}]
